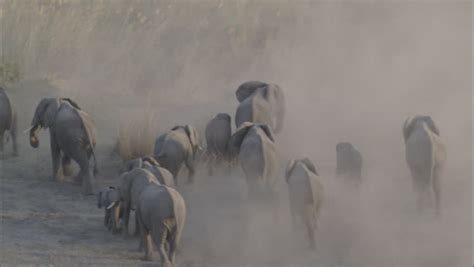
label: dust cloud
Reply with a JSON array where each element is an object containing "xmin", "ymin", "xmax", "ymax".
[{"xmin": 0, "ymin": 1, "xmax": 471, "ymax": 266}]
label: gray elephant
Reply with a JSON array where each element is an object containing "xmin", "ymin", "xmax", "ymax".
[
  {"xmin": 336, "ymin": 142, "xmax": 363, "ymax": 187},
  {"xmin": 285, "ymin": 158, "xmax": 324, "ymax": 249},
  {"xmin": 155, "ymin": 125, "xmax": 202, "ymax": 184},
  {"xmin": 0, "ymin": 87, "xmax": 18, "ymax": 156},
  {"xmin": 403, "ymin": 115, "xmax": 446, "ymax": 215},
  {"xmin": 235, "ymin": 81, "xmax": 285, "ymax": 133},
  {"xmin": 136, "ymin": 182, "xmax": 186, "ymax": 265},
  {"xmin": 97, "ymin": 186, "xmax": 122, "ymax": 233},
  {"xmin": 205, "ymin": 113, "xmax": 232, "ymax": 176},
  {"xmin": 29, "ymin": 98, "xmax": 97, "ymax": 195},
  {"xmin": 117, "ymin": 167, "xmax": 159, "ymax": 236},
  {"xmin": 229, "ymin": 122, "xmax": 277, "ymax": 200},
  {"xmin": 121, "ymin": 156, "xmax": 175, "ymax": 187}
]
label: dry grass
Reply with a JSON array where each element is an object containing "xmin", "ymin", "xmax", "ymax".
[{"xmin": 115, "ymin": 112, "xmax": 158, "ymax": 161}]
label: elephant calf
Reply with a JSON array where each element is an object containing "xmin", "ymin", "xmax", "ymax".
[
  {"xmin": 136, "ymin": 182, "xmax": 186, "ymax": 265},
  {"xmin": 285, "ymin": 158, "xmax": 324, "ymax": 249},
  {"xmin": 121, "ymin": 157, "xmax": 175, "ymax": 187},
  {"xmin": 229, "ymin": 122, "xmax": 277, "ymax": 201},
  {"xmin": 118, "ymin": 167, "xmax": 159, "ymax": 236},
  {"xmin": 403, "ymin": 115, "xmax": 446, "ymax": 216},
  {"xmin": 155, "ymin": 125, "xmax": 202, "ymax": 185},
  {"xmin": 336, "ymin": 142, "xmax": 362, "ymax": 187},
  {"xmin": 97, "ymin": 186, "xmax": 122, "ymax": 233},
  {"xmin": 204, "ymin": 113, "xmax": 231, "ymax": 176},
  {"xmin": 0, "ymin": 87, "xmax": 18, "ymax": 156},
  {"xmin": 29, "ymin": 98, "xmax": 97, "ymax": 195}
]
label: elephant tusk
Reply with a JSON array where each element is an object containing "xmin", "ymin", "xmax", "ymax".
[
  {"xmin": 23, "ymin": 125, "xmax": 35, "ymax": 134},
  {"xmin": 106, "ymin": 201, "xmax": 117, "ymax": 210}
]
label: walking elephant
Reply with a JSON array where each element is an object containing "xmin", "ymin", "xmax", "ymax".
[
  {"xmin": 235, "ymin": 81, "xmax": 285, "ymax": 133},
  {"xmin": 136, "ymin": 182, "xmax": 186, "ymax": 266},
  {"xmin": 97, "ymin": 186, "xmax": 122, "ymax": 233},
  {"xmin": 205, "ymin": 113, "xmax": 232, "ymax": 176},
  {"xmin": 403, "ymin": 115, "xmax": 446, "ymax": 216},
  {"xmin": 116, "ymin": 167, "xmax": 159, "ymax": 236},
  {"xmin": 155, "ymin": 125, "xmax": 202, "ymax": 185},
  {"xmin": 0, "ymin": 87, "xmax": 18, "ymax": 156},
  {"xmin": 121, "ymin": 156, "xmax": 175, "ymax": 187},
  {"xmin": 229, "ymin": 122, "xmax": 277, "ymax": 201},
  {"xmin": 285, "ymin": 158, "xmax": 324, "ymax": 249},
  {"xmin": 336, "ymin": 142, "xmax": 363, "ymax": 187},
  {"xmin": 29, "ymin": 98, "xmax": 97, "ymax": 195}
]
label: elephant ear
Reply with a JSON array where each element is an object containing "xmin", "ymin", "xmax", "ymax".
[
  {"xmin": 171, "ymin": 125, "xmax": 184, "ymax": 131},
  {"xmin": 235, "ymin": 81, "xmax": 268, "ymax": 102},
  {"xmin": 60, "ymin": 98, "xmax": 81, "ymax": 110},
  {"xmin": 229, "ymin": 122, "xmax": 254, "ymax": 155},
  {"xmin": 257, "ymin": 124, "xmax": 274, "ymax": 143},
  {"xmin": 301, "ymin": 158, "xmax": 318, "ymax": 176},
  {"xmin": 403, "ymin": 116, "xmax": 416, "ymax": 143},
  {"xmin": 184, "ymin": 125, "xmax": 199, "ymax": 150},
  {"xmin": 285, "ymin": 160, "xmax": 297, "ymax": 182},
  {"xmin": 420, "ymin": 115, "xmax": 440, "ymax": 136},
  {"xmin": 32, "ymin": 98, "xmax": 60, "ymax": 128}
]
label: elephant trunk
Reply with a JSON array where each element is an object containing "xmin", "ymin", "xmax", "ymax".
[{"xmin": 29, "ymin": 125, "xmax": 41, "ymax": 148}]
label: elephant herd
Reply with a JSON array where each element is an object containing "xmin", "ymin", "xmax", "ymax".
[{"xmin": 0, "ymin": 82, "xmax": 446, "ymax": 265}]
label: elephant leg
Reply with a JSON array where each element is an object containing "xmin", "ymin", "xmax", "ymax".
[
  {"xmin": 10, "ymin": 116, "xmax": 18, "ymax": 156},
  {"xmin": 50, "ymin": 137, "xmax": 64, "ymax": 183},
  {"xmin": 410, "ymin": 167, "xmax": 429, "ymax": 213},
  {"xmin": 142, "ymin": 231, "xmax": 154, "ymax": 261},
  {"xmin": 208, "ymin": 153, "xmax": 215, "ymax": 176},
  {"xmin": 0, "ymin": 132, "xmax": 4, "ymax": 151},
  {"xmin": 134, "ymin": 213, "xmax": 140, "ymax": 237},
  {"xmin": 122, "ymin": 203, "xmax": 131, "ymax": 237},
  {"xmin": 167, "ymin": 228, "xmax": 178, "ymax": 264},
  {"xmin": 104, "ymin": 209, "xmax": 110, "ymax": 228},
  {"xmin": 62, "ymin": 156, "xmax": 74, "ymax": 177},
  {"xmin": 303, "ymin": 208, "xmax": 316, "ymax": 250},
  {"xmin": 151, "ymin": 223, "xmax": 170, "ymax": 265},
  {"xmin": 72, "ymin": 149, "xmax": 94, "ymax": 195},
  {"xmin": 433, "ymin": 167, "xmax": 442, "ymax": 217},
  {"xmin": 185, "ymin": 157, "xmax": 195, "ymax": 184}
]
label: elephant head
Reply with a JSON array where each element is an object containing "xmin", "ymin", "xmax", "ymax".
[
  {"xmin": 403, "ymin": 115, "xmax": 440, "ymax": 143},
  {"xmin": 29, "ymin": 98, "xmax": 60, "ymax": 147},
  {"xmin": 229, "ymin": 122, "xmax": 274, "ymax": 157},
  {"xmin": 285, "ymin": 158, "xmax": 318, "ymax": 182},
  {"xmin": 235, "ymin": 81, "xmax": 285, "ymax": 133}
]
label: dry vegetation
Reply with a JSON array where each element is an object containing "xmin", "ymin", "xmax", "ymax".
[{"xmin": 114, "ymin": 112, "xmax": 159, "ymax": 161}]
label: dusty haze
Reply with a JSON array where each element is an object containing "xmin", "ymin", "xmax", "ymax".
[{"xmin": 0, "ymin": 1, "xmax": 471, "ymax": 266}]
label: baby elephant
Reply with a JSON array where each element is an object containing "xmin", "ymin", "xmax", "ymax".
[
  {"xmin": 137, "ymin": 182, "xmax": 186, "ymax": 266},
  {"xmin": 285, "ymin": 158, "xmax": 324, "ymax": 249},
  {"xmin": 97, "ymin": 186, "xmax": 122, "ymax": 233},
  {"xmin": 336, "ymin": 142, "xmax": 362, "ymax": 186}
]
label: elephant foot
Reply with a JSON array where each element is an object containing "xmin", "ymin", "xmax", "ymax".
[
  {"xmin": 63, "ymin": 165, "xmax": 74, "ymax": 176},
  {"xmin": 12, "ymin": 151, "xmax": 19, "ymax": 157}
]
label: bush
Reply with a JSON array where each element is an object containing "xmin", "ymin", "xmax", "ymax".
[
  {"xmin": 115, "ymin": 112, "xmax": 158, "ymax": 161},
  {"xmin": 0, "ymin": 61, "xmax": 21, "ymax": 84}
]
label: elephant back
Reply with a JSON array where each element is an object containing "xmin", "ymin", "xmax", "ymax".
[{"xmin": 235, "ymin": 81, "xmax": 268, "ymax": 102}]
